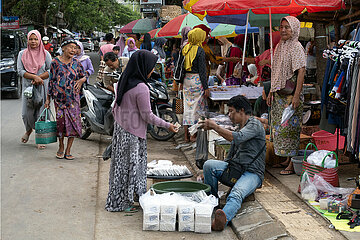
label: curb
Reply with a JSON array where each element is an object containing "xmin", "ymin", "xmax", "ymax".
[{"xmin": 173, "ymin": 129, "xmax": 292, "ymax": 239}]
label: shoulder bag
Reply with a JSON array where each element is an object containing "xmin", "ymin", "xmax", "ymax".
[
  {"xmin": 220, "ymin": 143, "xmax": 266, "ymax": 188},
  {"xmin": 277, "ymin": 71, "xmax": 298, "ymax": 95}
]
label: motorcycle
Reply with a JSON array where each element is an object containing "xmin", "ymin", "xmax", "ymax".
[{"xmin": 81, "ymin": 70, "xmax": 178, "ymax": 141}]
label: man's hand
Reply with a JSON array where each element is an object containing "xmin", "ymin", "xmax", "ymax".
[{"xmin": 199, "ymin": 119, "xmax": 217, "ymax": 131}]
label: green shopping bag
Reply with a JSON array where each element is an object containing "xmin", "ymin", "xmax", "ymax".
[{"xmin": 35, "ymin": 108, "xmax": 57, "ymax": 144}]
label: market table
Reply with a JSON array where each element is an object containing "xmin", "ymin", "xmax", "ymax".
[{"xmin": 209, "ymin": 85, "xmax": 263, "ymax": 113}]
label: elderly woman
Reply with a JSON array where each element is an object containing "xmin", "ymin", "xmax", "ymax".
[
  {"xmin": 178, "ymin": 28, "xmax": 209, "ymax": 142},
  {"xmin": 18, "ymin": 30, "xmax": 52, "ymax": 149},
  {"xmin": 45, "ymin": 38, "xmax": 86, "ymax": 160},
  {"xmin": 106, "ymin": 50, "xmax": 177, "ymax": 212},
  {"xmin": 267, "ymin": 16, "xmax": 306, "ymax": 175},
  {"xmin": 122, "ymin": 38, "xmax": 138, "ymax": 58}
]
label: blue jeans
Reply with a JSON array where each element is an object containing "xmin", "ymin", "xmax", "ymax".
[{"xmin": 203, "ymin": 160, "xmax": 262, "ymax": 223}]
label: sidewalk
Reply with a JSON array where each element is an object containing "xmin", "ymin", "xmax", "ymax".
[{"xmin": 173, "ymin": 127, "xmax": 353, "ymax": 240}]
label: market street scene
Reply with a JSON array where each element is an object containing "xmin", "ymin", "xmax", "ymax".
[{"xmin": 1, "ymin": 0, "xmax": 360, "ymax": 239}]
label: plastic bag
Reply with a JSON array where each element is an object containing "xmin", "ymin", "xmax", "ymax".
[
  {"xmin": 281, "ymin": 104, "xmax": 295, "ymax": 124},
  {"xmin": 307, "ymin": 150, "xmax": 336, "ymax": 168},
  {"xmin": 233, "ymin": 62, "xmax": 243, "ymax": 79},
  {"xmin": 300, "ymin": 171, "xmax": 318, "ymax": 200},
  {"xmin": 195, "ymin": 129, "xmax": 208, "ymax": 169},
  {"xmin": 23, "ymin": 85, "xmax": 33, "ymax": 98},
  {"xmin": 312, "ymin": 174, "xmax": 354, "ymax": 196}
]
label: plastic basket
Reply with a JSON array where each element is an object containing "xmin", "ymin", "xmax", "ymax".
[
  {"xmin": 311, "ymin": 129, "xmax": 345, "ymax": 151},
  {"xmin": 35, "ymin": 108, "xmax": 57, "ymax": 144}
]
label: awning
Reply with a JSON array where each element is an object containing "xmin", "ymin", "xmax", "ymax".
[
  {"xmin": 62, "ymin": 29, "xmax": 75, "ymax": 36},
  {"xmin": 48, "ymin": 25, "xmax": 63, "ymax": 33}
]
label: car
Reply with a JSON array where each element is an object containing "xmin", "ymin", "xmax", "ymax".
[
  {"xmin": 1, "ymin": 29, "xmax": 27, "ymax": 98},
  {"xmin": 79, "ymin": 37, "xmax": 94, "ymax": 51}
]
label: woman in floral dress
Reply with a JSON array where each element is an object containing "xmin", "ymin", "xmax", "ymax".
[{"xmin": 45, "ymin": 38, "xmax": 86, "ymax": 160}]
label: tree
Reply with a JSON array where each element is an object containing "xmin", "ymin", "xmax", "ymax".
[{"xmin": 5, "ymin": 0, "xmax": 141, "ymax": 33}]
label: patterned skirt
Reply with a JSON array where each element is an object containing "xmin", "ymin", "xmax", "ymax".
[
  {"xmin": 271, "ymin": 92, "xmax": 303, "ymax": 157},
  {"xmin": 105, "ymin": 123, "xmax": 147, "ymax": 212},
  {"xmin": 183, "ymin": 73, "xmax": 208, "ymax": 126},
  {"xmin": 55, "ymin": 99, "xmax": 81, "ymax": 138}
]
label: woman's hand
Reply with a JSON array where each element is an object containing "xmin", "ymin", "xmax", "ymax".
[
  {"xmin": 32, "ymin": 76, "xmax": 44, "ymax": 85},
  {"xmin": 44, "ymin": 98, "xmax": 50, "ymax": 109},
  {"xmin": 292, "ymin": 93, "xmax": 300, "ymax": 109},
  {"xmin": 74, "ymin": 78, "xmax": 86, "ymax": 93},
  {"xmin": 168, "ymin": 124, "xmax": 178, "ymax": 133},
  {"xmin": 266, "ymin": 92, "xmax": 273, "ymax": 106},
  {"xmin": 204, "ymin": 89, "xmax": 210, "ymax": 98}
]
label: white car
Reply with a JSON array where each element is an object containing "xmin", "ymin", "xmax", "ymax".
[{"xmin": 79, "ymin": 38, "xmax": 94, "ymax": 51}]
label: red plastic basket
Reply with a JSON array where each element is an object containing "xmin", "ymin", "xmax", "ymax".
[{"xmin": 311, "ymin": 129, "xmax": 345, "ymax": 151}]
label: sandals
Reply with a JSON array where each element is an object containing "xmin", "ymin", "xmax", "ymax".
[
  {"xmin": 21, "ymin": 134, "xmax": 30, "ymax": 143},
  {"xmin": 64, "ymin": 154, "xmax": 75, "ymax": 160},
  {"xmin": 56, "ymin": 152, "xmax": 64, "ymax": 159},
  {"xmin": 124, "ymin": 206, "xmax": 139, "ymax": 213},
  {"xmin": 280, "ymin": 169, "xmax": 295, "ymax": 175},
  {"xmin": 37, "ymin": 144, "xmax": 46, "ymax": 150}
]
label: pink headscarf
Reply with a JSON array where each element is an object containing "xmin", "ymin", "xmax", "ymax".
[
  {"xmin": 21, "ymin": 30, "xmax": 47, "ymax": 74},
  {"xmin": 100, "ymin": 43, "xmax": 115, "ymax": 56},
  {"xmin": 126, "ymin": 38, "xmax": 138, "ymax": 51},
  {"xmin": 270, "ymin": 16, "xmax": 306, "ymax": 92},
  {"xmin": 116, "ymin": 35, "xmax": 125, "ymax": 56}
]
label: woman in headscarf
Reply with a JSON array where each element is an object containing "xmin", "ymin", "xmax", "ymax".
[
  {"xmin": 178, "ymin": 28, "xmax": 209, "ymax": 142},
  {"xmin": 115, "ymin": 35, "xmax": 125, "ymax": 56},
  {"xmin": 106, "ymin": 50, "xmax": 177, "ymax": 212},
  {"xmin": 244, "ymin": 31, "xmax": 282, "ymax": 84},
  {"xmin": 151, "ymin": 37, "xmax": 167, "ymax": 63},
  {"xmin": 44, "ymin": 37, "xmax": 87, "ymax": 160},
  {"xmin": 18, "ymin": 30, "xmax": 52, "ymax": 149},
  {"xmin": 75, "ymin": 40, "xmax": 94, "ymax": 83},
  {"xmin": 266, "ymin": 16, "xmax": 306, "ymax": 175},
  {"xmin": 225, "ymin": 34, "xmax": 246, "ymax": 85},
  {"xmin": 140, "ymin": 33, "xmax": 154, "ymax": 51},
  {"xmin": 180, "ymin": 26, "xmax": 192, "ymax": 48},
  {"xmin": 122, "ymin": 38, "xmax": 138, "ymax": 58}
]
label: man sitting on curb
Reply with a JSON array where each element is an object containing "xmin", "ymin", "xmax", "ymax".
[{"xmin": 199, "ymin": 95, "xmax": 266, "ymax": 231}]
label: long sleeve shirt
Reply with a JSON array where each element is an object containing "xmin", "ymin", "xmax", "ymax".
[
  {"xmin": 225, "ymin": 117, "xmax": 266, "ymax": 183},
  {"xmin": 112, "ymin": 83, "xmax": 170, "ymax": 139}
]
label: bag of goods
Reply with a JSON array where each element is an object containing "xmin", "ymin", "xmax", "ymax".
[
  {"xmin": 194, "ymin": 204, "xmax": 213, "ymax": 233},
  {"xmin": 178, "ymin": 204, "xmax": 195, "ymax": 232}
]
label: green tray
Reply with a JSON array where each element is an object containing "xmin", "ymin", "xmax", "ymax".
[{"xmin": 151, "ymin": 181, "xmax": 211, "ymax": 194}]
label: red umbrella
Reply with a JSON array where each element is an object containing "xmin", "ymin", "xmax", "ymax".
[
  {"xmin": 142, "ymin": 28, "xmax": 161, "ymax": 39},
  {"xmin": 120, "ymin": 19, "xmax": 139, "ymax": 34},
  {"xmin": 189, "ymin": 0, "xmax": 345, "ymax": 16}
]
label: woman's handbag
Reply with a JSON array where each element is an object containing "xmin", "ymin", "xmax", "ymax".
[
  {"xmin": 277, "ymin": 72, "xmax": 298, "ymax": 95},
  {"xmin": 35, "ymin": 108, "xmax": 57, "ymax": 144},
  {"xmin": 172, "ymin": 90, "xmax": 184, "ymax": 114},
  {"xmin": 298, "ymin": 143, "xmax": 339, "ymax": 192},
  {"xmin": 220, "ymin": 143, "xmax": 266, "ymax": 187}
]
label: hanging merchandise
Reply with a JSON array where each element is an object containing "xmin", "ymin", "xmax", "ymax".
[{"xmin": 321, "ymin": 40, "xmax": 360, "ymax": 160}]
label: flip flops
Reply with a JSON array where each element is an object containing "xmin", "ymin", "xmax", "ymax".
[
  {"xmin": 280, "ymin": 169, "xmax": 295, "ymax": 175},
  {"xmin": 124, "ymin": 206, "xmax": 139, "ymax": 213},
  {"xmin": 64, "ymin": 154, "xmax": 75, "ymax": 160},
  {"xmin": 56, "ymin": 152, "xmax": 64, "ymax": 159},
  {"xmin": 37, "ymin": 144, "xmax": 46, "ymax": 150},
  {"xmin": 21, "ymin": 134, "xmax": 30, "ymax": 143}
]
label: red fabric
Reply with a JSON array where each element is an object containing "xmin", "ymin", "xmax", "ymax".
[
  {"xmin": 120, "ymin": 19, "xmax": 139, "ymax": 34},
  {"xmin": 190, "ymin": 0, "xmax": 345, "ymax": 16},
  {"xmin": 157, "ymin": 14, "xmax": 187, "ymax": 37},
  {"xmin": 193, "ymin": 24, "xmax": 211, "ymax": 36}
]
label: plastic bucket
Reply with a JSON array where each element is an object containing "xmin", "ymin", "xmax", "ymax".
[
  {"xmin": 311, "ymin": 129, "xmax": 345, "ymax": 151},
  {"xmin": 291, "ymin": 156, "xmax": 304, "ymax": 176}
]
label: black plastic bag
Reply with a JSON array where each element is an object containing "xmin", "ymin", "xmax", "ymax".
[
  {"xmin": 195, "ymin": 129, "xmax": 208, "ymax": 169},
  {"xmin": 102, "ymin": 143, "xmax": 112, "ymax": 161}
]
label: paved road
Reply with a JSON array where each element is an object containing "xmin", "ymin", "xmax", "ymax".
[{"xmin": 1, "ymin": 51, "xmax": 238, "ymax": 239}]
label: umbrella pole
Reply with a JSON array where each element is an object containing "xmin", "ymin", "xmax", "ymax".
[
  {"xmin": 269, "ymin": 7, "xmax": 273, "ymax": 65},
  {"xmin": 252, "ymin": 33, "xmax": 256, "ymax": 57},
  {"xmin": 242, "ymin": 12, "xmax": 250, "ymax": 66}
]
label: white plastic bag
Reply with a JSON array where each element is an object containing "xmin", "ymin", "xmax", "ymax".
[
  {"xmin": 300, "ymin": 171, "xmax": 318, "ymax": 200},
  {"xmin": 307, "ymin": 150, "xmax": 336, "ymax": 168},
  {"xmin": 281, "ymin": 104, "xmax": 295, "ymax": 124},
  {"xmin": 312, "ymin": 174, "xmax": 354, "ymax": 196},
  {"xmin": 23, "ymin": 86, "xmax": 33, "ymax": 98}
]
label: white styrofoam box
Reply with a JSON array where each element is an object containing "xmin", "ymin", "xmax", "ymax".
[
  {"xmin": 160, "ymin": 203, "xmax": 177, "ymax": 215},
  {"xmin": 178, "ymin": 204, "xmax": 195, "ymax": 214},
  {"xmin": 160, "ymin": 214, "xmax": 176, "ymax": 224},
  {"xmin": 143, "ymin": 221, "xmax": 159, "ymax": 231},
  {"xmin": 143, "ymin": 204, "xmax": 160, "ymax": 214},
  {"xmin": 195, "ymin": 214, "xmax": 212, "ymax": 225},
  {"xmin": 159, "ymin": 222, "xmax": 176, "ymax": 232},
  {"xmin": 179, "ymin": 222, "xmax": 195, "ymax": 232},
  {"xmin": 195, "ymin": 223, "xmax": 211, "ymax": 233},
  {"xmin": 178, "ymin": 213, "xmax": 194, "ymax": 223},
  {"xmin": 143, "ymin": 213, "xmax": 159, "ymax": 223},
  {"xmin": 195, "ymin": 204, "xmax": 213, "ymax": 216}
]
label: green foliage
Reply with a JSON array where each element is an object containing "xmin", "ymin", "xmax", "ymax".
[{"xmin": 7, "ymin": 0, "xmax": 141, "ymax": 33}]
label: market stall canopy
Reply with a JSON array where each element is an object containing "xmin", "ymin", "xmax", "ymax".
[
  {"xmin": 209, "ymin": 23, "xmax": 259, "ymax": 38},
  {"xmin": 185, "ymin": 0, "xmax": 346, "ymax": 17},
  {"xmin": 120, "ymin": 18, "xmax": 156, "ymax": 34},
  {"xmin": 147, "ymin": 28, "xmax": 161, "ymax": 39}
]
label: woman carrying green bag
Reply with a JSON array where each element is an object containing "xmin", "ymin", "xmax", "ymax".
[{"xmin": 45, "ymin": 38, "xmax": 87, "ymax": 160}]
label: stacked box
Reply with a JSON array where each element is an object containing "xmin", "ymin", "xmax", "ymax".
[
  {"xmin": 160, "ymin": 203, "xmax": 177, "ymax": 231},
  {"xmin": 194, "ymin": 204, "xmax": 213, "ymax": 233},
  {"xmin": 160, "ymin": 5, "xmax": 182, "ymax": 21},
  {"xmin": 178, "ymin": 204, "xmax": 195, "ymax": 232},
  {"xmin": 142, "ymin": 203, "xmax": 160, "ymax": 231}
]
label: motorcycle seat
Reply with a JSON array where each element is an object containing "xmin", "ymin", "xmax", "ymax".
[{"xmin": 87, "ymin": 85, "xmax": 113, "ymax": 101}]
